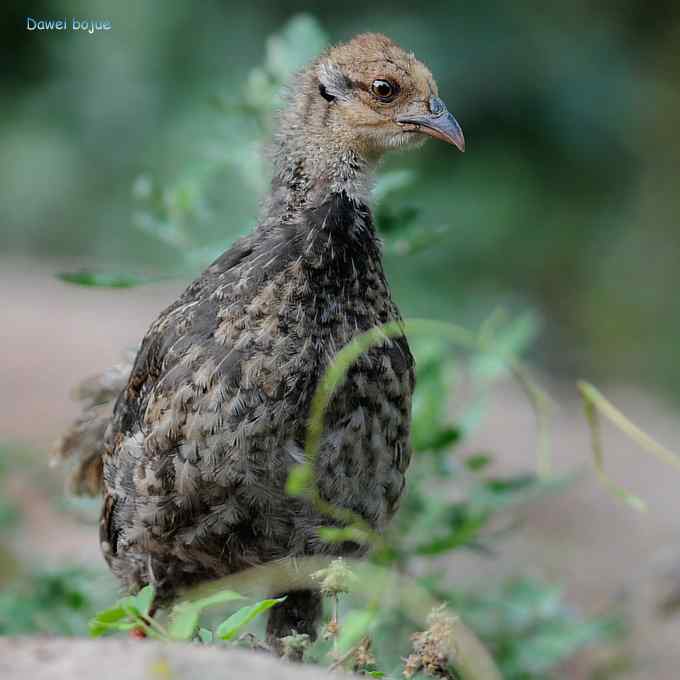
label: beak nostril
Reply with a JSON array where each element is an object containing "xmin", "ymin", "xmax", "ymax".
[{"xmin": 429, "ymin": 96, "xmax": 446, "ymax": 116}]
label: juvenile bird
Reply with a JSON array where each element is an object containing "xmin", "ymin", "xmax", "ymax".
[{"xmin": 56, "ymin": 33, "xmax": 464, "ymax": 648}]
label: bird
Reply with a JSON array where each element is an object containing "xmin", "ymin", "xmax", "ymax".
[{"xmin": 55, "ymin": 32, "xmax": 464, "ymax": 650}]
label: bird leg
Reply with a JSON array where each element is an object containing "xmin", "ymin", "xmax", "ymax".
[{"xmin": 266, "ymin": 589, "xmax": 323, "ymax": 659}]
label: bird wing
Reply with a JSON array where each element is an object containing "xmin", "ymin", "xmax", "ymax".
[
  {"xmin": 54, "ymin": 234, "xmax": 257, "ymax": 499},
  {"xmin": 100, "ymin": 231, "xmax": 296, "ymax": 558}
]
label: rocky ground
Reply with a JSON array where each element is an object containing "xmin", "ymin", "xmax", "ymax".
[
  {"xmin": 0, "ymin": 637, "xmax": 337, "ymax": 680},
  {"xmin": 2, "ymin": 257, "xmax": 680, "ymax": 678}
]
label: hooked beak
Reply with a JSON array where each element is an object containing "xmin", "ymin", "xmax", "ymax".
[{"xmin": 397, "ymin": 96, "xmax": 465, "ymax": 152}]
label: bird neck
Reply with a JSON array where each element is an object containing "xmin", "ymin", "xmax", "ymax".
[
  {"xmin": 265, "ymin": 141, "xmax": 376, "ymax": 226},
  {"xmin": 262, "ymin": 76, "xmax": 380, "ymax": 225}
]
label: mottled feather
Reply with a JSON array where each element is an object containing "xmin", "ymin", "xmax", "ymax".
[{"xmin": 56, "ymin": 32, "xmax": 465, "ymax": 647}]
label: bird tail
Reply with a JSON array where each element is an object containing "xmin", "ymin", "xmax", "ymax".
[{"xmin": 51, "ymin": 350, "xmax": 135, "ymax": 497}]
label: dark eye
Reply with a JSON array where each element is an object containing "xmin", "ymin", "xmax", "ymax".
[{"xmin": 370, "ymin": 79, "xmax": 398, "ymax": 101}]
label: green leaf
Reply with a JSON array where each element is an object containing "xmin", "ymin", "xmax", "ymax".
[
  {"xmin": 417, "ymin": 427, "xmax": 461, "ymax": 453},
  {"xmin": 168, "ymin": 603, "xmax": 201, "ymax": 641},
  {"xmin": 410, "ymin": 339, "xmax": 457, "ymax": 455},
  {"xmin": 265, "ymin": 15, "xmax": 329, "ymax": 83},
  {"xmin": 117, "ymin": 595, "xmax": 142, "ymax": 619},
  {"xmin": 373, "ymin": 169, "xmax": 416, "ymax": 205},
  {"xmin": 57, "ymin": 271, "xmax": 160, "ymax": 289},
  {"xmin": 470, "ymin": 473, "xmax": 573, "ymax": 514},
  {"xmin": 91, "ymin": 606, "xmax": 128, "ymax": 624},
  {"xmin": 383, "ymin": 222, "xmax": 449, "ymax": 256},
  {"xmin": 89, "ymin": 619, "xmax": 137, "ymax": 637},
  {"xmin": 88, "ymin": 590, "xmax": 149, "ymax": 637},
  {"xmin": 472, "ymin": 311, "xmax": 539, "ymax": 380},
  {"xmin": 88, "ymin": 606, "xmax": 129, "ymax": 637},
  {"xmin": 484, "ymin": 475, "xmax": 536, "ymax": 495},
  {"xmin": 216, "ymin": 597, "xmax": 286, "ymax": 641},
  {"xmin": 413, "ymin": 510, "xmax": 490, "ymax": 556},
  {"xmin": 465, "ymin": 454, "xmax": 492, "ymax": 471},
  {"xmin": 134, "ymin": 585, "xmax": 155, "ymax": 616},
  {"xmin": 168, "ymin": 589, "xmax": 244, "ymax": 641}
]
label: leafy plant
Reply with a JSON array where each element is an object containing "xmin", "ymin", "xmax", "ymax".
[
  {"xmin": 281, "ymin": 313, "xmax": 613, "ymax": 678},
  {"xmin": 0, "ymin": 568, "xmax": 103, "ymax": 636},
  {"xmin": 90, "ymin": 584, "xmax": 283, "ymax": 644},
  {"xmin": 446, "ymin": 578, "xmax": 622, "ymax": 680},
  {"xmin": 215, "ymin": 597, "xmax": 284, "ymax": 641}
]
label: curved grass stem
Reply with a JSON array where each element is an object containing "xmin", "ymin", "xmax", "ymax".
[{"xmin": 578, "ymin": 381, "xmax": 680, "ymax": 511}]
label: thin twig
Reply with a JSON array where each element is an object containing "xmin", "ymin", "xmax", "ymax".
[{"xmin": 328, "ymin": 638, "xmax": 364, "ymax": 672}]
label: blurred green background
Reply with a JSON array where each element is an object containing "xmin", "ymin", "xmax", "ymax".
[
  {"xmin": 3, "ymin": 4, "xmax": 680, "ymax": 675},
  {"xmin": 2, "ymin": 1, "xmax": 679, "ymax": 396}
]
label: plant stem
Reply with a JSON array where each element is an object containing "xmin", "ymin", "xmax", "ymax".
[{"xmin": 333, "ymin": 594, "xmax": 339, "ymax": 655}]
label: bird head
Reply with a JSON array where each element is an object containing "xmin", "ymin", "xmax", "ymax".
[{"xmin": 312, "ymin": 33, "xmax": 465, "ymax": 156}]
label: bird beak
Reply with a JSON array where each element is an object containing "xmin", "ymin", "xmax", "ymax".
[{"xmin": 397, "ymin": 96, "xmax": 465, "ymax": 152}]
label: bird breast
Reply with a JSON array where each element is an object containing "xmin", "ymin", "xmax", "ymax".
[{"xmin": 104, "ymin": 192, "xmax": 414, "ymax": 574}]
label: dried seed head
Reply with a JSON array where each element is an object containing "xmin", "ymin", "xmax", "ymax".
[
  {"xmin": 280, "ymin": 632, "xmax": 311, "ymax": 661},
  {"xmin": 322, "ymin": 619, "xmax": 340, "ymax": 640},
  {"xmin": 353, "ymin": 636, "xmax": 376, "ymax": 672},
  {"xmin": 312, "ymin": 557, "xmax": 358, "ymax": 596},
  {"xmin": 403, "ymin": 606, "xmax": 459, "ymax": 679}
]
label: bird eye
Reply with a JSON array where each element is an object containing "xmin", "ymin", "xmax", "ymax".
[{"xmin": 370, "ymin": 79, "xmax": 398, "ymax": 101}]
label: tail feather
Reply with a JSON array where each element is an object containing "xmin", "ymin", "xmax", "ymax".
[{"xmin": 52, "ymin": 350, "xmax": 135, "ymax": 496}]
